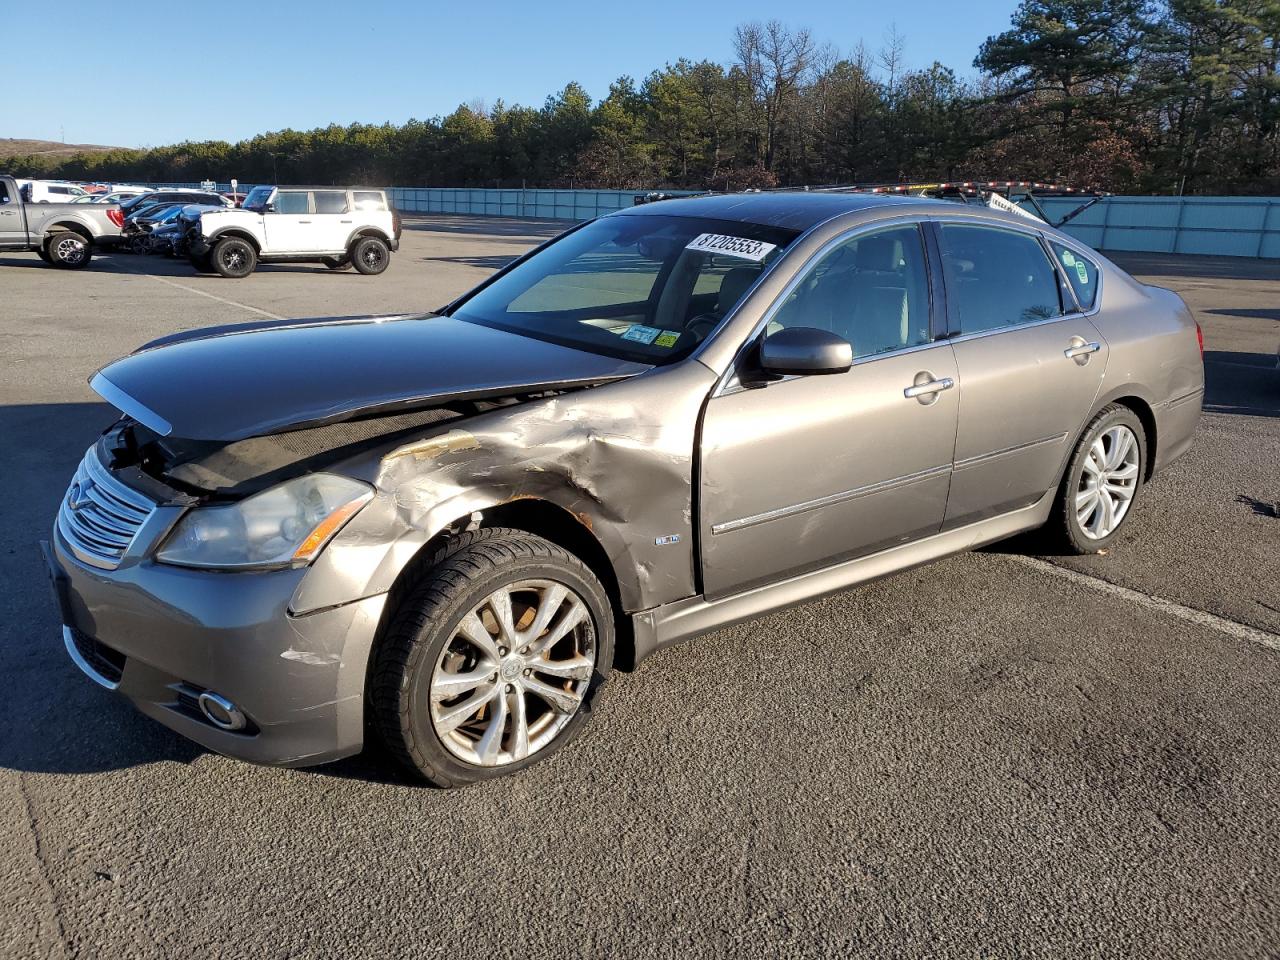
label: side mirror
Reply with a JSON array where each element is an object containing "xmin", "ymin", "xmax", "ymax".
[
  {"xmin": 263, "ymin": 202, "xmax": 275, "ymax": 213},
  {"xmin": 759, "ymin": 327, "xmax": 853, "ymax": 376}
]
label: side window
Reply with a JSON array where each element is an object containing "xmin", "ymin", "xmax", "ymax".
[
  {"xmin": 352, "ymin": 191, "xmax": 386, "ymax": 212},
  {"xmin": 769, "ymin": 225, "xmax": 932, "ymax": 359},
  {"xmin": 1050, "ymin": 241, "xmax": 1098, "ymax": 311},
  {"xmin": 0, "ymin": 183, "xmax": 9, "ymax": 204},
  {"xmin": 274, "ymin": 191, "xmax": 310, "ymax": 214},
  {"xmin": 940, "ymin": 224, "xmax": 1063, "ymax": 334},
  {"xmin": 313, "ymin": 190, "xmax": 349, "ymax": 214}
]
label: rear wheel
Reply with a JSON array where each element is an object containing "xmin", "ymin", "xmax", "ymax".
[
  {"xmin": 371, "ymin": 529, "xmax": 613, "ymax": 787},
  {"xmin": 350, "ymin": 236, "xmax": 390, "ymax": 275},
  {"xmin": 46, "ymin": 232, "xmax": 92, "ymax": 269},
  {"xmin": 211, "ymin": 237, "xmax": 256, "ymax": 278},
  {"xmin": 1045, "ymin": 404, "xmax": 1147, "ymax": 554}
]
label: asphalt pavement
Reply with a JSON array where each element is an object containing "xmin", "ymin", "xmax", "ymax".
[{"xmin": 1, "ymin": 220, "xmax": 1277, "ymax": 958}]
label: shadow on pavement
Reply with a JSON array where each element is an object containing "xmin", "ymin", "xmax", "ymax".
[{"xmin": 1204, "ymin": 349, "xmax": 1279, "ymax": 418}]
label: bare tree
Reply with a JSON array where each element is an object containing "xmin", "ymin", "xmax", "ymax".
[{"xmin": 733, "ymin": 19, "xmax": 817, "ymax": 171}]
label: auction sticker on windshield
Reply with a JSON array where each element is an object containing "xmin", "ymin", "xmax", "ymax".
[{"xmin": 686, "ymin": 233, "xmax": 777, "ymax": 262}]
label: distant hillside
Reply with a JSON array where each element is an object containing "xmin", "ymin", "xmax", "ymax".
[{"xmin": 0, "ymin": 138, "xmax": 124, "ymax": 158}]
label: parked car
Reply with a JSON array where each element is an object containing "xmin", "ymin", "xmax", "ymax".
[
  {"xmin": 71, "ymin": 189, "xmax": 152, "ymax": 204},
  {"xmin": 187, "ymin": 184, "xmax": 400, "ymax": 277},
  {"xmin": 20, "ymin": 180, "xmax": 90, "ymax": 203},
  {"xmin": 0, "ymin": 174, "xmax": 122, "ymax": 267},
  {"xmin": 118, "ymin": 190, "xmax": 230, "ymax": 219},
  {"xmin": 46, "ymin": 192, "xmax": 1204, "ymax": 786}
]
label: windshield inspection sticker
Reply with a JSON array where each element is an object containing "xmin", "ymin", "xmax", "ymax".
[
  {"xmin": 654, "ymin": 330, "xmax": 681, "ymax": 348},
  {"xmin": 686, "ymin": 233, "xmax": 777, "ymax": 262},
  {"xmin": 622, "ymin": 324, "xmax": 662, "ymax": 345}
]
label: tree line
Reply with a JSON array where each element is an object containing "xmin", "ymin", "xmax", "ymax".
[{"xmin": 10, "ymin": 0, "xmax": 1280, "ymax": 195}]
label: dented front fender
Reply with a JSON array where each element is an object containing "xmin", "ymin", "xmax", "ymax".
[{"xmin": 292, "ymin": 361, "xmax": 717, "ymax": 616}]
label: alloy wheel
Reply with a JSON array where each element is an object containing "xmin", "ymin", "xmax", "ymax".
[
  {"xmin": 55, "ymin": 236, "xmax": 85, "ymax": 264},
  {"xmin": 1075, "ymin": 424, "xmax": 1140, "ymax": 539},
  {"xmin": 429, "ymin": 579, "xmax": 595, "ymax": 767}
]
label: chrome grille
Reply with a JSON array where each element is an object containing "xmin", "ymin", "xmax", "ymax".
[{"xmin": 57, "ymin": 447, "xmax": 154, "ymax": 569}]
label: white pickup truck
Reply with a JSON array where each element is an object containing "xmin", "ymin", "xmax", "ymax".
[
  {"xmin": 186, "ymin": 184, "xmax": 401, "ymax": 278},
  {"xmin": 0, "ymin": 174, "xmax": 123, "ymax": 267}
]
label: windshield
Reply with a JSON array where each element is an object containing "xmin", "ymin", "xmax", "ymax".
[
  {"xmin": 449, "ymin": 213, "xmax": 798, "ymax": 363},
  {"xmin": 243, "ymin": 185, "xmax": 273, "ymax": 212}
]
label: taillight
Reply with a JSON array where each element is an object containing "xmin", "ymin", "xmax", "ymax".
[
  {"xmin": 392, "ymin": 208, "xmax": 402, "ymax": 240},
  {"xmin": 1195, "ymin": 320, "xmax": 1204, "ymax": 357},
  {"xmin": 107, "ymin": 208, "xmax": 124, "ymax": 228}
]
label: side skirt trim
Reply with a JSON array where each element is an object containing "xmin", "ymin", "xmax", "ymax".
[{"xmin": 631, "ymin": 489, "xmax": 1055, "ymax": 665}]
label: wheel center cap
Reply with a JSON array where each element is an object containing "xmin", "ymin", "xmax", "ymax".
[{"xmin": 499, "ymin": 658, "xmax": 522, "ymax": 681}]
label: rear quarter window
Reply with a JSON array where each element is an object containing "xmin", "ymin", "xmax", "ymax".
[
  {"xmin": 352, "ymin": 191, "xmax": 386, "ymax": 211},
  {"xmin": 1051, "ymin": 242, "xmax": 1099, "ymax": 310}
]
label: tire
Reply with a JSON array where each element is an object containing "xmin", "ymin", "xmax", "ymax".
[
  {"xmin": 322, "ymin": 256, "xmax": 351, "ymax": 270},
  {"xmin": 189, "ymin": 252, "xmax": 215, "ymax": 273},
  {"xmin": 370, "ymin": 528, "xmax": 614, "ymax": 787},
  {"xmin": 211, "ymin": 236, "xmax": 256, "ymax": 278},
  {"xmin": 349, "ymin": 236, "xmax": 390, "ymax": 275},
  {"xmin": 46, "ymin": 232, "xmax": 92, "ymax": 269},
  {"xmin": 1045, "ymin": 404, "xmax": 1147, "ymax": 554}
]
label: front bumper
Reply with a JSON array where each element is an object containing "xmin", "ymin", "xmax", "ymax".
[{"xmin": 43, "ymin": 533, "xmax": 386, "ymax": 768}]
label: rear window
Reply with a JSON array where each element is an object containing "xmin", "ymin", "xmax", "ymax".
[
  {"xmin": 939, "ymin": 224, "xmax": 1063, "ymax": 334},
  {"xmin": 313, "ymin": 190, "xmax": 349, "ymax": 214},
  {"xmin": 1050, "ymin": 242, "xmax": 1099, "ymax": 310},
  {"xmin": 352, "ymin": 190, "xmax": 386, "ymax": 211}
]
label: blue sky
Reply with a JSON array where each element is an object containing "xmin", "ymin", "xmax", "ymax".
[{"xmin": 3, "ymin": 0, "xmax": 1015, "ymax": 148}]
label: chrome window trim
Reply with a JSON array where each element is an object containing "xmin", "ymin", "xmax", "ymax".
[
  {"xmin": 710, "ymin": 214, "xmax": 936, "ymax": 399},
  {"xmin": 711, "ymin": 463, "xmax": 953, "ymax": 535}
]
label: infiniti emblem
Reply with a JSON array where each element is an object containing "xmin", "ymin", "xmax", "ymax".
[{"xmin": 67, "ymin": 480, "xmax": 93, "ymax": 511}]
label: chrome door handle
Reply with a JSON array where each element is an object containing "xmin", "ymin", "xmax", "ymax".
[
  {"xmin": 903, "ymin": 376, "xmax": 955, "ymax": 399},
  {"xmin": 1064, "ymin": 341, "xmax": 1101, "ymax": 359}
]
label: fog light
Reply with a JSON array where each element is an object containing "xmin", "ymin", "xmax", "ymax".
[{"xmin": 197, "ymin": 691, "xmax": 247, "ymax": 731}]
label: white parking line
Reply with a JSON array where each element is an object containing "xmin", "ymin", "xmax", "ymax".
[
  {"xmin": 1011, "ymin": 555, "xmax": 1280, "ymax": 653},
  {"xmin": 121, "ymin": 268, "xmax": 285, "ymax": 321}
]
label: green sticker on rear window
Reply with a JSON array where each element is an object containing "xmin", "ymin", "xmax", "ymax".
[
  {"xmin": 1075, "ymin": 260, "xmax": 1090, "ymax": 284},
  {"xmin": 1061, "ymin": 250, "xmax": 1076, "ymax": 267}
]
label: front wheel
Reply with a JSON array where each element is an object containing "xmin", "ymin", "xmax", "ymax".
[
  {"xmin": 46, "ymin": 232, "xmax": 92, "ymax": 269},
  {"xmin": 1046, "ymin": 404, "xmax": 1147, "ymax": 554},
  {"xmin": 350, "ymin": 236, "xmax": 390, "ymax": 275},
  {"xmin": 211, "ymin": 237, "xmax": 256, "ymax": 278},
  {"xmin": 370, "ymin": 528, "xmax": 614, "ymax": 787}
]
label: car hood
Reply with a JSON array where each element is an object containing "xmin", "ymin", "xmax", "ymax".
[{"xmin": 91, "ymin": 314, "xmax": 650, "ymax": 442}]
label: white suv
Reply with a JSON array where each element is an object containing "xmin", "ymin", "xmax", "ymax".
[{"xmin": 187, "ymin": 185, "xmax": 401, "ymax": 278}]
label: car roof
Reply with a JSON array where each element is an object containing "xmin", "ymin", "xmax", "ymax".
[{"xmin": 612, "ymin": 190, "xmax": 1004, "ymax": 232}]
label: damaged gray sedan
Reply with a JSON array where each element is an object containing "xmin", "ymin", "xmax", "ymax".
[{"xmin": 45, "ymin": 193, "xmax": 1204, "ymax": 786}]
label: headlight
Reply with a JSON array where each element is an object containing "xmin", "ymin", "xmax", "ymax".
[{"xmin": 156, "ymin": 473, "xmax": 373, "ymax": 570}]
